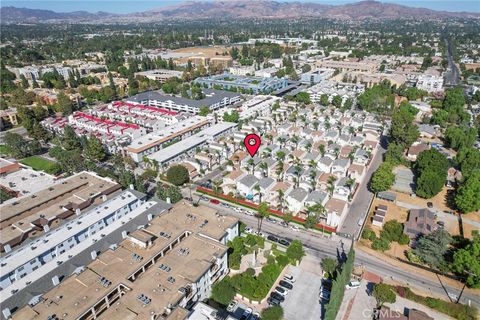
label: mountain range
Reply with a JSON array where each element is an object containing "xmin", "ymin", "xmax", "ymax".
[{"xmin": 1, "ymin": 0, "xmax": 479, "ymax": 23}]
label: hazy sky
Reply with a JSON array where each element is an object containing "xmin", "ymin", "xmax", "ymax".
[{"xmin": 2, "ymin": 0, "xmax": 479, "ymax": 14}]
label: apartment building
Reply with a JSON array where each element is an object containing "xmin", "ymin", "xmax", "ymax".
[
  {"xmin": 127, "ymin": 89, "xmax": 241, "ymax": 114},
  {"xmin": 416, "ymin": 74, "xmax": 444, "ymax": 93},
  {"xmin": 10, "ymin": 203, "xmax": 238, "ymax": 320},
  {"xmin": 194, "ymin": 73, "xmax": 288, "ymax": 94},
  {"xmin": 0, "ymin": 172, "xmax": 121, "ymax": 253},
  {"xmin": 147, "ymin": 122, "xmax": 237, "ymax": 167},
  {"xmin": 238, "ymin": 95, "xmax": 280, "ymax": 120},
  {"xmin": 0, "ymin": 188, "xmax": 153, "ymax": 301},
  {"xmin": 134, "ymin": 69, "xmax": 183, "ymax": 83},
  {"xmin": 125, "ymin": 116, "xmax": 211, "ymax": 163}
]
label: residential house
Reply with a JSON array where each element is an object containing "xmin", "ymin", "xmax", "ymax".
[
  {"xmin": 317, "ymin": 157, "xmax": 333, "ymax": 173},
  {"xmin": 236, "ymin": 174, "xmax": 259, "ymax": 198},
  {"xmin": 286, "ymin": 188, "xmax": 309, "ymax": 213},
  {"xmin": 304, "ymin": 190, "xmax": 328, "ymax": 208},
  {"xmin": 331, "ymin": 159, "xmax": 350, "ymax": 176},
  {"xmin": 407, "ymin": 143, "xmax": 430, "ymax": 161},
  {"xmin": 403, "ymin": 208, "xmax": 437, "ymax": 240},
  {"xmin": 325, "ymin": 198, "xmax": 348, "ymax": 227}
]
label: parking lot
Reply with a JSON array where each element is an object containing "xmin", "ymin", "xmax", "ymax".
[{"xmin": 282, "ymin": 266, "xmax": 324, "ymax": 320}]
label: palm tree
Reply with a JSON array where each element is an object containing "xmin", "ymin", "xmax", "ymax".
[
  {"xmin": 259, "ymin": 161, "xmax": 268, "ymax": 177},
  {"xmin": 247, "ymin": 158, "xmax": 255, "ymax": 174},
  {"xmin": 313, "ymin": 121, "xmax": 320, "ymax": 131},
  {"xmin": 142, "ymin": 155, "xmax": 151, "ymax": 168},
  {"xmin": 327, "ymin": 175, "xmax": 337, "ymax": 196},
  {"xmin": 212, "ymin": 180, "xmax": 223, "ymax": 194},
  {"xmin": 306, "ymin": 202, "xmax": 326, "ymax": 219},
  {"xmin": 309, "ymin": 170, "xmax": 317, "ymax": 191},
  {"xmin": 253, "ymin": 184, "xmax": 262, "ymax": 203},
  {"xmin": 291, "ymin": 135, "xmax": 300, "ymax": 149},
  {"xmin": 278, "ymin": 137, "xmax": 286, "ymax": 148},
  {"xmin": 308, "ymin": 159, "xmax": 317, "ymax": 168},
  {"xmin": 256, "ymin": 202, "xmax": 270, "ymax": 233},
  {"xmin": 318, "ymin": 144, "xmax": 326, "ymax": 157},
  {"xmin": 305, "ymin": 141, "xmax": 312, "ymax": 152},
  {"xmin": 276, "ymin": 189, "xmax": 285, "ymax": 212},
  {"xmin": 276, "ymin": 151, "xmax": 286, "ymax": 161},
  {"xmin": 275, "ymin": 161, "xmax": 284, "ymax": 181}
]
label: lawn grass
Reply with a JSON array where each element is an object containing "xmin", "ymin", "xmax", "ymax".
[
  {"xmin": 0, "ymin": 144, "xmax": 13, "ymax": 156},
  {"xmin": 20, "ymin": 156, "xmax": 59, "ymax": 174}
]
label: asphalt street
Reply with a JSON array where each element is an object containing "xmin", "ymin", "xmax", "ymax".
[
  {"xmin": 444, "ymin": 38, "xmax": 461, "ymax": 87},
  {"xmin": 339, "ymin": 135, "xmax": 387, "ymax": 239},
  {"xmin": 195, "ymin": 197, "xmax": 480, "ymax": 309}
]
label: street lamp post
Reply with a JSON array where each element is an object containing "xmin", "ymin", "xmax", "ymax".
[{"xmin": 456, "ymin": 271, "xmax": 475, "ymax": 304}]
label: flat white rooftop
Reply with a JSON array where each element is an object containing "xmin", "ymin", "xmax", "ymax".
[{"xmin": 148, "ymin": 122, "xmax": 237, "ymax": 163}]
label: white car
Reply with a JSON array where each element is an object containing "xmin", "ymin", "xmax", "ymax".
[
  {"xmin": 244, "ymin": 227, "xmax": 253, "ymax": 234},
  {"xmin": 227, "ymin": 300, "xmax": 237, "ymax": 312},
  {"xmin": 345, "ymin": 281, "xmax": 361, "ymax": 289},
  {"xmin": 290, "ymin": 224, "xmax": 299, "ymax": 231},
  {"xmin": 275, "ymin": 286, "xmax": 289, "ymax": 296},
  {"xmin": 240, "ymin": 307, "xmax": 252, "ymax": 320}
]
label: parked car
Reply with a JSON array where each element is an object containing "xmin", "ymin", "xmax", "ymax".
[
  {"xmin": 280, "ymin": 221, "xmax": 288, "ymax": 227},
  {"xmin": 240, "ymin": 307, "xmax": 253, "ymax": 320},
  {"xmin": 267, "ymin": 235, "xmax": 279, "ymax": 243},
  {"xmin": 427, "ymin": 202, "xmax": 433, "ymax": 208},
  {"xmin": 227, "ymin": 301, "xmax": 237, "ymax": 312},
  {"xmin": 267, "ymin": 297, "xmax": 281, "ymax": 306},
  {"xmin": 266, "ymin": 217, "xmax": 277, "ymax": 223},
  {"xmin": 255, "ymin": 231, "xmax": 265, "ymax": 238},
  {"xmin": 279, "ymin": 280, "xmax": 293, "ymax": 289},
  {"xmin": 245, "ymin": 210, "xmax": 255, "ymax": 216},
  {"xmin": 283, "ymin": 274, "xmax": 295, "ymax": 283},
  {"xmin": 275, "ymin": 286, "xmax": 288, "ymax": 296},
  {"xmin": 270, "ymin": 292, "xmax": 285, "ymax": 302},
  {"xmin": 279, "ymin": 239, "xmax": 290, "ymax": 247},
  {"xmin": 251, "ymin": 312, "xmax": 260, "ymax": 320},
  {"xmin": 319, "ymin": 290, "xmax": 330, "ymax": 299},
  {"xmin": 210, "ymin": 199, "xmax": 220, "ymax": 205},
  {"xmin": 244, "ymin": 227, "xmax": 253, "ymax": 234},
  {"xmin": 345, "ymin": 281, "xmax": 361, "ymax": 289},
  {"xmin": 357, "ymin": 218, "xmax": 363, "ymax": 226},
  {"xmin": 290, "ymin": 224, "xmax": 299, "ymax": 231}
]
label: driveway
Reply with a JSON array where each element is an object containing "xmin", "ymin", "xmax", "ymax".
[
  {"xmin": 282, "ymin": 265, "xmax": 324, "ymax": 320},
  {"xmin": 340, "ymin": 135, "xmax": 387, "ymax": 239}
]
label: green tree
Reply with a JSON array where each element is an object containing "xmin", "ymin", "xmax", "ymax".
[
  {"xmin": 320, "ymin": 257, "xmax": 337, "ymax": 278},
  {"xmin": 199, "ymin": 106, "xmax": 210, "ymax": 116},
  {"xmin": 444, "ymin": 127, "xmax": 477, "ymax": 151},
  {"xmin": 3, "ymin": 132, "xmax": 28, "ymax": 158},
  {"xmin": 261, "ymin": 306, "xmax": 284, "ymax": 320},
  {"xmin": 455, "ymin": 171, "xmax": 480, "ymax": 214},
  {"xmin": 455, "ymin": 147, "xmax": 480, "ymax": 179},
  {"xmin": 223, "ymin": 110, "xmax": 240, "ymax": 123},
  {"xmin": 320, "ymin": 94, "xmax": 329, "ymax": 106},
  {"xmin": 211, "ymin": 277, "xmax": 236, "ymax": 305},
  {"xmin": 332, "ymin": 95, "xmax": 342, "ymax": 108},
  {"xmin": 384, "ymin": 142, "xmax": 405, "ymax": 165},
  {"xmin": 415, "ymin": 149, "xmax": 448, "ymax": 199},
  {"xmin": 370, "ymin": 162, "xmax": 395, "ymax": 193},
  {"xmin": 84, "ymin": 134, "xmax": 106, "ymax": 162},
  {"xmin": 414, "ymin": 229, "xmax": 452, "ymax": 270},
  {"xmin": 62, "ymin": 125, "xmax": 81, "ymax": 151},
  {"xmin": 56, "ymin": 91, "xmax": 74, "ymax": 115},
  {"xmin": 256, "ymin": 202, "xmax": 270, "ymax": 233},
  {"xmin": 166, "ymin": 165, "xmax": 189, "ymax": 186},
  {"xmin": 286, "ymin": 240, "xmax": 305, "ymax": 263},
  {"xmin": 390, "ymin": 104, "xmax": 419, "ymax": 147},
  {"xmin": 372, "ymin": 283, "xmax": 396, "ymax": 307},
  {"xmin": 294, "ymin": 92, "xmax": 311, "ymax": 104},
  {"xmin": 451, "ymin": 235, "xmax": 480, "ymax": 288}
]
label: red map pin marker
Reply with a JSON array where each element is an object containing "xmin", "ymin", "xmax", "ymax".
[{"xmin": 244, "ymin": 133, "xmax": 261, "ymax": 157}]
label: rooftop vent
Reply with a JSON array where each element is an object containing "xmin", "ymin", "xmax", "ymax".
[
  {"xmin": 131, "ymin": 253, "xmax": 143, "ymax": 262},
  {"xmin": 159, "ymin": 264, "xmax": 171, "ymax": 272},
  {"xmin": 167, "ymin": 276, "xmax": 175, "ymax": 284},
  {"xmin": 137, "ymin": 294, "xmax": 151, "ymax": 305},
  {"xmin": 98, "ymin": 276, "xmax": 112, "ymax": 287}
]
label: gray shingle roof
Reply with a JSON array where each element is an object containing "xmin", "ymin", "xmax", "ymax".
[
  {"xmin": 258, "ymin": 177, "xmax": 275, "ymax": 189},
  {"xmin": 238, "ymin": 174, "xmax": 259, "ymax": 188},
  {"xmin": 306, "ymin": 190, "xmax": 328, "ymax": 204},
  {"xmin": 287, "ymin": 188, "xmax": 308, "ymax": 202}
]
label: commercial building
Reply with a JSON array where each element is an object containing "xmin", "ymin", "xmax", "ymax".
[
  {"xmin": 237, "ymin": 95, "xmax": 280, "ymax": 120},
  {"xmin": 127, "ymin": 89, "xmax": 241, "ymax": 114},
  {"xmin": 0, "ymin": 172, "xmax": 121, "ymax": 253},
  {"xmin": 314, "ymin": 60, "xmax": 378, "ymax": 73},
  {"xmin": 300, "ymin": 69, "xmax": 334, "ymax": 85},
  {"xmin": 147, "ymin": 122, "xmax": 237, "ymax": 167},
  {"xmin": 134, "ymin": 69, "xmax": 183, "ymax": 83},
  {"xmin": 194, "ymin": 73, "xmax": 288, "ymax": 94},
  {"xmin": 11, "ymin": 203, "xmax": 238, "ymax": 320},
  {"xmin": 0, "ymin": 188, "xmax": 153, "ymax": 301},
  {"xmin": 125, "ymin": 116, "xmax": 211, "ymax": 163},
  {"xmin": 246, "ymin": 37, "xmax": 317, "ymax": 47}
]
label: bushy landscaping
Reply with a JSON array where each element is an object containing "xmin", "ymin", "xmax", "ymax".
[
  {"xmin": 20, "ymin": 155, "xmax": 62, "ymax": 175},
  {"xmin": 389, "ymin": 285, "xmax": 478, "ymax": 320},
  {"xmin": 362, "ymin": 220, "xmax": 410, "ymax": 251},
  {"xmin": 211, "ymin": 237, "xmax": 304, "ymax": 303}
]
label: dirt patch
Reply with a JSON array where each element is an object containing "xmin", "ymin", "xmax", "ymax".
[{"xmin": 173, "ymin": 46, "xmax": 230, "ymax": 57}]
